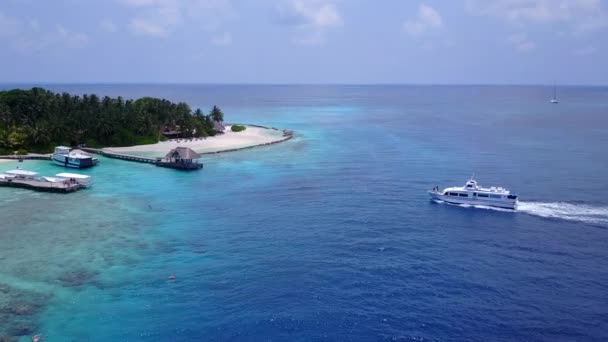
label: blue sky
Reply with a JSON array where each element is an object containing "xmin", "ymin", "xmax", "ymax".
[{"xmin": 1, "ymin": 0, "xmax": 607, "ymax": 84}]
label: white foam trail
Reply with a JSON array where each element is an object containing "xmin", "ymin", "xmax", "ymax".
[
  {"xmin": 517, "ymin": 201, "xmax": 608, "ymax": 225},
  {"xmin": 433, "ymin": 199, "xmax": 608, "ymax": 225},
  {"xmin": 432, "ymin": 199, "xmax": 515, "ymax": 212},
  {"xmin": 471, "ymin": 204, "xmax": 514, "ymax": 212}
]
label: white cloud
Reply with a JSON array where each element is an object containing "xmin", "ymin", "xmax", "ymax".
[
  {"xmin": 508, "ymin": 32, "xmax": 535, "ymax": 51},
  {"xmin": 466, "ymin": 0, "xmax": 608, "ymax": 32},
  {"xmin": 404, "ymin": 4, "xmax": 443, "ymax": 36},
  {"xmin": 14, "ymin": 25, "xmax": 89, "ymax": 53},
  {"xmin": 125, "ymin": 3, "xmax": 180, "ymax": 37},
  {"xmin": 56, "ymin": 25, "xmax": 89, "ymax": 48},
  {"xmin": 119, "ymin": 0, "xmax": 233, "ymax": 38},
  {"xmin": 211, "ymin": 31, "xmax": 232, "ymax": 45},
  {"xmin": 0, "ymin": 12, "xmax": 88, "ymax": 54},
  {"xmin": 130, "ymin": 18, "xmax": 169, "ymax": 37},
  {"xmin": 275, "ymin": 0, "xmax": 342, "ymax": 27},
  {"xmin": 100, "ymin": 19, "xmax": 118, "ymax": 33},
  {"xmin": 294, "ymin": 0, "xmax": 342, "ymax": 28},
  {"xmin": 273, "ymin": 0, "xmax": 342, "ymax": 45}
]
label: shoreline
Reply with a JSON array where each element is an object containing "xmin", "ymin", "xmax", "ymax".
[
  {"xmin": 104, "ymin": 125, "xmax": 293, "ymax": 157},
  {"xmin": 0, "ymin": 125, "xmax": 293, "ymax": 162}
]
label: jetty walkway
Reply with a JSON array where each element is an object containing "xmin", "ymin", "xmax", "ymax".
[
  {"xmin": 79, "ymin": 148, "xmax": 156, "ymax": 164},
  {"xmin": 0, "ymin": 153, "xmax": 51, "ymax": 161},
  {"xmin": 81, "ymin": 148, "xmax": 203, "ymax": 170}
]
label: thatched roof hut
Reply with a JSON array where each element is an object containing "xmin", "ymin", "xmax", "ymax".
[
  {"xmin": 213, "ymin": 120, "xmax": 225, "ymax": 133},
  {"xmin": 162, "ymin": 130, "xmax": 181, "ymax": 138},
  {"xmin": 155, "ymin": 146, "xmax": 204, "ymax": 170},
  {"xmin": 164, "ymin": 147, "xmax": 201, "ymax": 162}
]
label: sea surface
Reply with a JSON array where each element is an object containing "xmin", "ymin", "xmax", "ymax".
[{"xmin": 0, "ymin": 84, "xmax": 607, "ymax": 341}]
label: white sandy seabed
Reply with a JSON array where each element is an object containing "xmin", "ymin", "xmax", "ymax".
[{"xmin": 104, "ymin": 125, "xmax": 290, "ymax": 156}]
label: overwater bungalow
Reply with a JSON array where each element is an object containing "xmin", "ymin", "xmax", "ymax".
[{"xmin": 155, "ymin": 147, "xmax": 203, "ymax": 170}]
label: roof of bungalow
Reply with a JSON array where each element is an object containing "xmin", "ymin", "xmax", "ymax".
[
  {"xmin": 165, "ymin": 146, "xmax": 202, "ymax": 160},
  {"xmin": 213, "ymin": 120, "xmax": 225, "ymax": 132}
]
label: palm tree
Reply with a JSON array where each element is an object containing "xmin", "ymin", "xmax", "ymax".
[
  {"xmin": 0, "ymin": 87, "xmax": 228, "ymax": 151},
  {"xmin": 210, "ymin": 105, "xmax": 224, "ymax": 122}
]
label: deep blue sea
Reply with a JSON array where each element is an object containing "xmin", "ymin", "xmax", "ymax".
[{"xmin": 1, "ymin": 85, "xmax": 607, "ymax": 341}]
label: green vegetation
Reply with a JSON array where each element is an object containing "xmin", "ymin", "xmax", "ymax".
[
  {"xmin": 231, "ymin": 125, "xmax": 246, "ymax": 132},
  {"xmin": 210, "ymin": 105, "xmax": 224, "ymax": 123},
  {"xmin": 0, "ymin": 87, "xmax": 225, "ymax": 153}
]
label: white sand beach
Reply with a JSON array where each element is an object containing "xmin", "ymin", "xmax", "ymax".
[{"xmin": 105, "ymin": 125, "xmax": 290, "ymax": 156}]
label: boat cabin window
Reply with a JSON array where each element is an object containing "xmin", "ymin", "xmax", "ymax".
[
  {"xmin": 478, "ymin": 194, "xmax": 489, "ymax": 198},
  {"xmin": 458, "ymin": 193, "xmax": 468, "ymax": 197},
  {"xmin": 466, "ymin": 184, "xmax": 474, "ymax": 188},
  {"xmin": 449, "ymin": 193, "xmax": 458, "ymax": 196},
  {"xmin": 507, "ymin": 195, "xmax": 517, "ymax": 200},
  {"xmin": 490, "ymin": 194, "xmax": 502, "ymax": 199}
]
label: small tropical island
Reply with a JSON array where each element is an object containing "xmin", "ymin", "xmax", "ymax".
[{"xmin": 0, "ymin": 87, "xmax": 291, "ymax": 157}]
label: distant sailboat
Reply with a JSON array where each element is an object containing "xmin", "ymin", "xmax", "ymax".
[{"xmin": 550, "ymin": 84, "xmax": 558, "ymax": 103}]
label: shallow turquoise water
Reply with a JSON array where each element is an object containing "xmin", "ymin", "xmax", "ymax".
[{"xmin": 1, "ymin": 85, "xmax": 607, "ymax": 341}]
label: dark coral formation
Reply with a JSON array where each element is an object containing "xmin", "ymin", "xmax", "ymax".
[
  {"xmin": 0, "ymin": 282, "xmax": 47, "ymax": 339},
  {"xmin": 57, "ymin": 268, "xmax": 98, "ymax": 287},
  {"xmin": 0, "ymin": 335, "xmax": 17, "ymax": 342}
]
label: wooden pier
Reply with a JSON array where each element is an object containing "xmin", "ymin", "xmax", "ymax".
[
  {"xmin": 80, "ymin": 148, "xmax": 156, "ymax": 164},
  {"xmin": 81, "ymin": 147, "xmax": 203, "ymax": 170},
  {"xmin": 0, "ymin": 178, "xmax": 83, "ymax": 193},
  {"xmin": 0, "ymin": 154, "xmax": 51, "ymax": 161}
]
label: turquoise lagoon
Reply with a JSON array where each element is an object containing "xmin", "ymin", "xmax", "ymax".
[{"xmin": 1, "ymin": 85, "xmax": 608, "ymax": 341}]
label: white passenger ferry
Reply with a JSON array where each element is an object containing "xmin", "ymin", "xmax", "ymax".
[
  {"xmin": 429, "ymin": 178, "xmax": 518, "ymax": 209},
  {"xmin": 51, "ymin": 146, "xmax": 98, "ymax": 168}
]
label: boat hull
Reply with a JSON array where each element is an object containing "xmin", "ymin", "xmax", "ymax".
[
  {"xmin": 429, "ymin": 191, "xmax": 517, "ymax": 210},
  {"xmin": 51, "ymin": 155, "xmax": 98, "ymax": 169}
]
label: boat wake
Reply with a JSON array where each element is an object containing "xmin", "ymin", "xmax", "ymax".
[
  {"xmin": 433, "ymin": 199, "xmax": 608, "ymax": 226},
  {"xmin": 432, "ymin": 199, "xmax": 514, "ymax": 212},
  {"xmin": 517, "ymin": 201, "xmax": 608, "ymax": 226}
]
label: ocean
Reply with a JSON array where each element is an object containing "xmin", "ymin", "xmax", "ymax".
[{"xmin": 0, "ymin": 85, "xmax": 607, "ymax": 341}]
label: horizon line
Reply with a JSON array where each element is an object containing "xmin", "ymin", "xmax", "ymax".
[{"xmin": 1, "ymin": 82, "xmax": 607, "ymax": 87}]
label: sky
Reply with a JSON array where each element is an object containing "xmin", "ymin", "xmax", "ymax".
[{"xmin": 1, "ymin": 0, "xmax": 607, "ymax": 84}]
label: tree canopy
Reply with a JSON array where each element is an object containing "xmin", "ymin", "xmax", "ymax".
[
  {"xmin": 0, "ymin": 87, "xmax": 226, "ymax": 153},
  {"xmin": 210, "ymin": 105, "xmax": 224, "ymax": 122}
]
